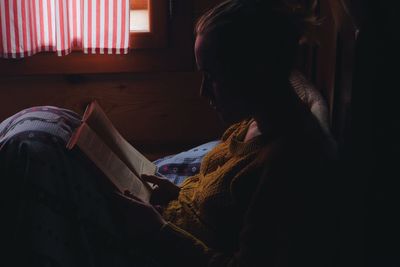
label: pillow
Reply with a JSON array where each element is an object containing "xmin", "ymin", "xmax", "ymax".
[
  {"xmin": 0, "ymin": 106, "xmax": 81, "ymax": 145},
  {"xmin": 153, "ymin": 140, "xmax": 220, "ymax": 185},
  {"xmin": 290, "ymin": 69, "xmax": 331, "ymax": 134}
]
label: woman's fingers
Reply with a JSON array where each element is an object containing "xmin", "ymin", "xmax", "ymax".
[{"xmin": 141, "ymin": 174, "xmax": 180, "ymax": 205}]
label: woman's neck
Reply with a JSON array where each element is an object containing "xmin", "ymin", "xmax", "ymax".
[
  {"xmin": 244, "ymin": 119, "xmax": 262, "ymax": 142},
  {"xmin": 254, "ymin": 83, "xmax": 307, "ymax": 140}
]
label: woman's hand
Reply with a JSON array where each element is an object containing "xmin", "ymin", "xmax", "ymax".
[
  {"xmin": 141, "ymin": 174, "xmax": 180, "ymax": 206},
  {"xmin": 110, "ymin": 191, "xmax": 167, "ymax": 240}
]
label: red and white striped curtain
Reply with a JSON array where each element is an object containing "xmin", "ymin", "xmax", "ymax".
[{"xmin": 0, "ymin": 0, "xmax": 130, "ymax": 58}]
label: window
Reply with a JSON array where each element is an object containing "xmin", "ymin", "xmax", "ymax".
[
  {"xmin": 129, "ymin": 0, "xmax": 167, "ymax": 49},
  {"xmin": 0, "ymin": 0, "xmax": 194, "ymax": 75},
  {"xmin": 130, "ymin": 0, "xmax": 149, "ymax": 32}
]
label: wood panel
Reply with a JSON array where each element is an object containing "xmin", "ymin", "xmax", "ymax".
[
  {"xmin": 313, "ymin": 0, "xmax": 337, "ymax": 125},
  {"xmin": 0, "ymin": 72, "xmax": 224, "ymax": 159},
  {"xmin": 329, "ymin": 1, "xmax": 358, "ymax": 153}
]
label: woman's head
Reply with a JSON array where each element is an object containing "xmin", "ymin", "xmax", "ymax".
[{"xmin": 194, "ymin": 0, "xmax": 318, "ymax": 124}]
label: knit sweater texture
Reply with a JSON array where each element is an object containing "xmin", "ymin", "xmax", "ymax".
[{"xmin": 162, "ymin": 119, "xmax": 267, "ymax": 251}]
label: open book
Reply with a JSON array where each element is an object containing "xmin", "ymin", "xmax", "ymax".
[{"xmin": 66, "ymin": 100, "xmax": 156, "ymax": 203}]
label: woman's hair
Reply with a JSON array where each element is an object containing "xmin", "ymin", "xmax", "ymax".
[
  {"xmin": 196, "ymin": 0, "xmax": 319, "ymax": 41},
  {"xmin": 195, "ymin": 0, "xmax": 319, "ymax": 83}
]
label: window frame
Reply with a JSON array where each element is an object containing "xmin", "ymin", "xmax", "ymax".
[
  {"xmin": 130, "ymin": 0, "xmax": 168, "ymax": 49},
  {"xmin": 0, "ymin": 0, "xmax": 194, "ymax": 76}
]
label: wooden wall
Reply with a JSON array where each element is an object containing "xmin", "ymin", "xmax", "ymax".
[
  {"xmin": 0, "ymin": 72, "xmax": 224, "ymax": 159},
  {"xmin": 0, "ymin": 0, "xmax": 226, "ymax": 160}
]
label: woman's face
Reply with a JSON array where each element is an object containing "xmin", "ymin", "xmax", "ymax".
[{"xmin": 194, "ymin": 33, "xmax": 252, "ymax": 124}]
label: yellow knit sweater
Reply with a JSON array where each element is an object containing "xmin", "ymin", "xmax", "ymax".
[
  {"xmin": 162, "ymin": 118, "xmax": 268, "ymax": 250},
  {"xmin": 153, "ymin": 108, "xmax": 338, "ymax": 267}
]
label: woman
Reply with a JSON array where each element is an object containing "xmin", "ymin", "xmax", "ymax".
[
  {"xmin": 114, "ymin": 0, "xmax": 338, "ymax": 266},
  {"xmin": 0, "ymin": 0, "xmax": 337, "ymax": 266}
]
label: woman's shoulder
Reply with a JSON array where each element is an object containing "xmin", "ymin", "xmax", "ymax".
[{"xmin": 267, "ymin": 118, "xmax": 337, "ymax": 165}]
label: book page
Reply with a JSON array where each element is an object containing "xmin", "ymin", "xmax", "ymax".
[
  {"xmin": 83, "ymin": 101, "xmax": 157, "ymax": 178},
  {"xmin": 75, "ymin": 123, "xmax": 152, "ymax": 203}
]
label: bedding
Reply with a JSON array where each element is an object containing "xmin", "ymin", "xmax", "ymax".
[
  {"xmin": 0, "ymin": 106, "xmax": 215, "ymax": 266},
  {"xmin": 154, "ymin": 140, "xmax": 220, "ymax": 185}
]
